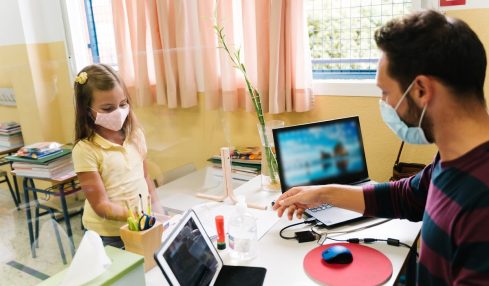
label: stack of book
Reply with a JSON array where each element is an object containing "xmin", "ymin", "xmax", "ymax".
[
  {"xmin": 207, "ymin": 147, "xmax": 261, "ymax": 181},
  {"xmin": 15, "ymin": 142, "xmax": 63, "ymax": 159},
  {"xmin": 6, "ymin": 142, "xmax": 74, "ymax": 180},
  {"xmin": 0, "ymin": 121, "xmax": 24, "ymax": 148}
]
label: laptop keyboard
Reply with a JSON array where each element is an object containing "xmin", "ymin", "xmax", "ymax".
[{"xmin": 309, "ymin": 204, "xmax": 333, "ymax": 212}]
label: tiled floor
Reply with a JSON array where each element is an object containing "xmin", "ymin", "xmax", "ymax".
[{"xmin": 0, "ymin": 187, "xmax": 84, "ymax": 285}]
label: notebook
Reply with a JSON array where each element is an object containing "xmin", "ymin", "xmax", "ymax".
[
  {"xmin": 154, "ymin": 209, "xmax": 267, "ymax": 286},
  {"xmin": 273, "ymin": 116, "xmax": 371, "ymax": 227}
]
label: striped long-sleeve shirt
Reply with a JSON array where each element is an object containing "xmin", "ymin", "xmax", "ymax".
[{"xmin": 363, "ymin": 141, "xmax": 489, "ymax": 285}]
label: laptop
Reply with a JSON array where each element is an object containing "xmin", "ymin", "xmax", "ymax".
[
  {"xmin": 154, "ymin": 209, "xmax": 267, "ymax": 286},
  {"xmin": 273, "ymin": 116, "xmax": 371, "ymax": 227}
]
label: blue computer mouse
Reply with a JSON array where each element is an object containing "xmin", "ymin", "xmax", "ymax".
[{"xmin": 322, "ymin": 245, "xmax": 353, "ymax": 264}]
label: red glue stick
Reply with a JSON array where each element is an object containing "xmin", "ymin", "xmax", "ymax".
[{"xmin": 215, "ymin": 215, "xmax": 226, "ymax": 250}]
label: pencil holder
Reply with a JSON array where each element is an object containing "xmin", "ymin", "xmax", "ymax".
[{"xmin": 120, "ymin": 221, "xmax": 163, "ymax": 272}]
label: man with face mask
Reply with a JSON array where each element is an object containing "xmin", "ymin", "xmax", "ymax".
[{"xmin": 273, "ymin": 10, "xmax": 489, "ymax": 285}]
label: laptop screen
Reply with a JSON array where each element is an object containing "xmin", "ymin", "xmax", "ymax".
[{"xmin": 273, "ymin": 116, "xmax": 369, "ymax": 192}]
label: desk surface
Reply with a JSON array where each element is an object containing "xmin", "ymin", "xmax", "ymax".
[
  {"xmin": 149, "ymin": 168, "xmax": 422, "ymax": 286},
  {"xmin": 14, "ymin": 171, "xmax": 77, "ymax": 184}
]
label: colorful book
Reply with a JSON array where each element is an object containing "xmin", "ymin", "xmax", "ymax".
[
  {"xmin": 209, "ymin": 146, "xmax": 262, "ymax": 166},
  {"xmin": 231, "ymin": 146, "xmax": 261, "ymax": 161},
  {"xmin": 16, "ymin": 142, "xmax": 62, "ymax": 159},
  {"xmin": 12, "ymin": 156, "xmax": 72, "ymax": 170},
  {"xmin": 6, "ymin": 148, "xmax": 72, "ymax": 164}
]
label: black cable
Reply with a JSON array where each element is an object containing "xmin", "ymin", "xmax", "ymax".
[
  {"xmin": 309, "ymin": 218, "xmax": 419, "ymax": 257},
  {"xmin": 279, "ymin": 219, "xmax": 317, "ymax": 240},
  {"xmin": 310, "ymin": 218, "xmax": 391, "ymax": 244},
  {"xmin": 322, "ymin": 236, "xmax": 419, "ymax": 257},
  {"xmin": 312, "ymin": 218, "xmax": 391, "ymax": 235}
]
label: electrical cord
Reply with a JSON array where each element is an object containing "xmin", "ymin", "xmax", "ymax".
[
  {"xmin": 279, "ymin": 218, "xmax": 390, "ymax": 242},
  {"xmin": 279, "ymin": 218, "xmax": 418, "ymax": 257},
  {"xmin": 310, "ymin": 218, "xmax": 391, "ymax": 245},
  {"xmin": 324, "ymin": 236, "xmax": 418, "ymax": 257},
  {"xmin": 314, "ymin": 231, "xmax": 419, "ymax": 257},
  {"xmin": 311, "ymin": 218, "xmax": 391, "ymax": 237},
  {"xmin": 279, "ymin": 219, "xmax": 318, "ymax": 240},
  {"xmin": 324, "ymin": 236, "xmax": 411, "ymax": 248},
  {"xmin": 309, "ymin": 219, "xmax": 419, "ymax": 257}
]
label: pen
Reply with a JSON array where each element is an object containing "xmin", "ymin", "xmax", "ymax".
[{"xmin": 139, "ymin": 194, "xmax": 144, "ymax": 215}]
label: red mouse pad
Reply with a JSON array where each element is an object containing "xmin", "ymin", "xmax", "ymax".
[{"xmin": 303, "ymin": 243, "xmax": 392, "ymax": 286}]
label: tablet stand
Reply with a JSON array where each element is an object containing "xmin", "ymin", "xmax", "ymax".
[{"xmin": 196, "ymin": 147, "xmax": 266, "ymax": 210}]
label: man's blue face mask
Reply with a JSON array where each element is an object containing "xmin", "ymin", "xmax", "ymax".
[{"xmin": 379, "ymin": 81, "xmax": 431, "ymax": 145}]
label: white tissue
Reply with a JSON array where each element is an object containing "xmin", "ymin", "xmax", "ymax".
[{"xmin": 60, "ymin": 230, "xmax": 112, "ymax": 286}]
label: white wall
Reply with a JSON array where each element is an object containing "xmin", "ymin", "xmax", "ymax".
[
  {"xmin": 0, "ymin": 0, "xmax": 65, "ymax": 46},
  {"xmin": 0, "ymin": 0, "xmax": 25, "ymax": 45}
]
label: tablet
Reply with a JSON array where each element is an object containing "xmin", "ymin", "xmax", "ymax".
[
  {"xmin": 154, "ymin": 209, "xmax": 222, "ymax": 286},
  {"xmin": 154, "ymin": 209, "xmax": 267, "ymax": 286}
]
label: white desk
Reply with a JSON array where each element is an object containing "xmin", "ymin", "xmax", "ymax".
[
  {"xmin": 155, "ymin": 168, "xmax": 277, "ymax": 214},
  {"xmin": 148, "ymin": 168, "xmax": 422, "ymax": 285}
]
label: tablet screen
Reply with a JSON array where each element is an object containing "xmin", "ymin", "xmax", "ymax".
[{"xmin": 155, "ymin": 210, "xmax": 222, "ymax": 286}]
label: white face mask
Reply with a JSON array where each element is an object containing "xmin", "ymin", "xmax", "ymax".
[
  {"xmin": 379, "ymin": 81, "xmax": 431, "ymax": 145},
  {"xmin": 91, "ymin": 105, "xmax": 130, "ymax": 131}
]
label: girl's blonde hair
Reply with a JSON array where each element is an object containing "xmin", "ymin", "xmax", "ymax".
[{"xmin": 73, "ymin": 64, "xmax": 140, "ymax": 145}]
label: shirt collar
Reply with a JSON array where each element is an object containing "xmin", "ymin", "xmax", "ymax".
[{"xmin": 92, "ymin": 132, "xmax": 126, "ymax": 149}]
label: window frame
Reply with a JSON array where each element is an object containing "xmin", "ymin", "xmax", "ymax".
[{"xmin": 311, "ymin": 0, "xmax": 426, "ymax": 97}]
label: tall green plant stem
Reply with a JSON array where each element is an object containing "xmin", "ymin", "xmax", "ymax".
[{"xmin": 215, "ymin": 25, "xmax": 279, "ymax": 183}]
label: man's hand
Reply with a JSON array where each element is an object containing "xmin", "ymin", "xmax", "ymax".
[{"xmin": 273, "ymin": 185, "xmax": 327, "ymax": 220}]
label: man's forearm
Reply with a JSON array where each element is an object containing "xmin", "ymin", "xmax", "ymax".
[{"xmin": 321, "ymin": 184, "xmax": 365, "ymax": 213}]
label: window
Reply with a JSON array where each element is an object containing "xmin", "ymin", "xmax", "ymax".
[
  {"xmin": 61, "ymin": 0, "xmax": 117, "ymax": 74},
  {"xmin": 62, "ymin": 0, "xmax": 421, "ymax": 96},
  {"xmin": 84, "ymin": 0, "xmax": 117, "ymax": 67},
  {"xmin": 306, "ymin": 0, "xmax": 415, "ymax": 80}
]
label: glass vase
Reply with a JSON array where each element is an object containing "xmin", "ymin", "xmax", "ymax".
[{"xmin": 257, "ymin": 120, "xmax": 284, "ymax": 192}]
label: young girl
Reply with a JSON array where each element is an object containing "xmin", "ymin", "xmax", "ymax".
[{"xmin": 72, "ymin": 63, "xmax": 162, "ymax": 248}]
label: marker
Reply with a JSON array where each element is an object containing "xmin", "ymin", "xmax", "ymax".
[
  {"xmin": 147, "ymin": 195, "xmax": 152, "ymax": 215},
  {"xmin": 215, "ymin": 215, "xmax": 226, "ymax": 250}
]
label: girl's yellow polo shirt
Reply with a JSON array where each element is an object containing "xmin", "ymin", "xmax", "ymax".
[{"xmin": 72, "ymin": 130, "xmax": 149, "ymax": 236}]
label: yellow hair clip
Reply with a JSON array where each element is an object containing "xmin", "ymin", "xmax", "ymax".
[{"xmin": 75, "ymin": 72, "xmax": 88, "ymax": 85}]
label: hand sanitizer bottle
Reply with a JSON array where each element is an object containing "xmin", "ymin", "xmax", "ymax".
[{"xmin": 228, "ymin": 196, "xmax": 257, "ymax": 260}]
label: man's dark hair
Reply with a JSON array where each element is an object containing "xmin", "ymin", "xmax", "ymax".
[{"xmin": 375, "ymin": 10, "xmax": 486, "ymax": 105}]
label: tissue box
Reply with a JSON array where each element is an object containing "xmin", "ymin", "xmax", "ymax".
[
  {"xmin": 120, "ymin": 221, "xmax": 164, "ymax": 272},
  {"xmin": 36, "ymin": 246, "xmax": 145, "ymax": 286}
]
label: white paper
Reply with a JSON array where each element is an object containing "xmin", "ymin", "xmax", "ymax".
[
  {"xmin": 193, "ymin": 202, "xmax": 280, "ymax": 240},
  {"xmin": 60, "ymin": 230, "xmax": 112, "ymax": 286}
]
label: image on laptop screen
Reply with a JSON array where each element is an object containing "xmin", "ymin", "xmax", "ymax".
[{"xmin": 273, "ymin": 117, "xmax": 369, "ymax": 191}]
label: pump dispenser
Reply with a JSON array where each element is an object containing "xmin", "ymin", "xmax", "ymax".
[{"xmin": 228, "ymin": 196, "xmax": 257, "ymax": 260}]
